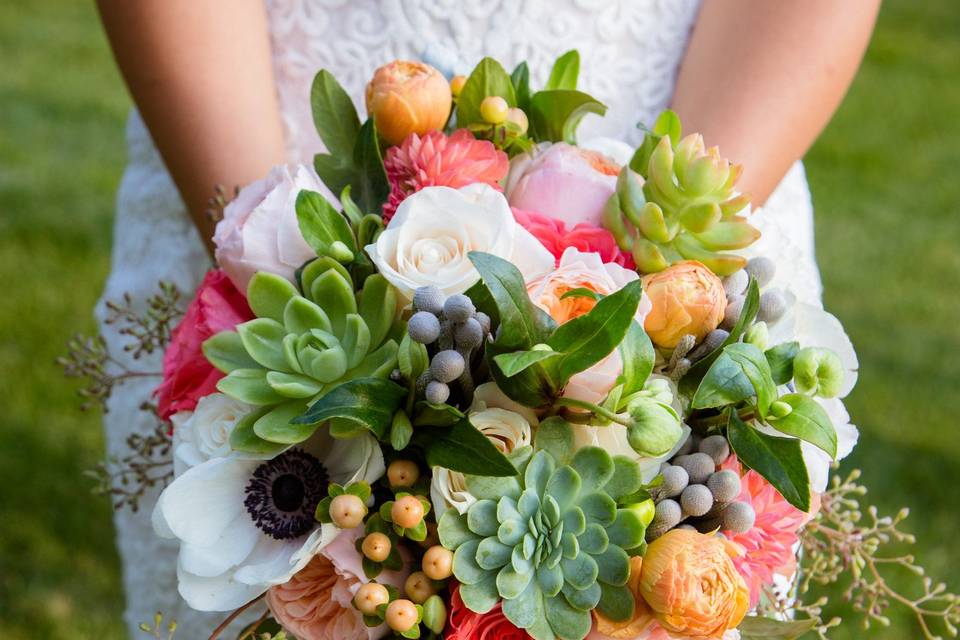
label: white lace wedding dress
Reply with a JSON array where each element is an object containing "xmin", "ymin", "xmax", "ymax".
[{"xmin": 97, "ymin": 0, "xmax": 822, "ymax": 636}]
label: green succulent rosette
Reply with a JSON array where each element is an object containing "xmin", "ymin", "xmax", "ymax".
[
  {"xmin": 202, "ymin": 259, "xmax": 401, "ymax": 453},
  {"xmin": 438, "ymin": 439, "xmax": 649, "ymax": 640},
  {"xmin": 603, "ymin": 111, "xmax": 759, "ymax": 276}
]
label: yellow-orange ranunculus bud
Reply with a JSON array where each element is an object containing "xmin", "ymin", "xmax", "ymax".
[
  {"xmin": 638, "ymin": 529, "xmax": 750, "ymax": 639},
  {"xmin": 365, "ymin": 60, "xmax": 452, "ymax": 146},
  {"xmin": 642, "ymin": 260, "xmax": 727, "ymax": 348}
]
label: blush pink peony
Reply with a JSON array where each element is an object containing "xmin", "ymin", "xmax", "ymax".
[
  {"xmin": 267, "ymin": 527, "xmax": 409, "ymax": 640},
  {"xmin": 506, "ymin": 142, "xmax": 621, "ymax": 227},
  {"xmin": 526, "ymin": 248, "xmax": 651, "ymax": 405},
  {"xmin": 512, "ymin": 207, "xmax": 633, "ymax": 268},
  {"xmin": 720, "ymin": 456, "xmax": 818, "ymax": 607},
  {"xmin": 156, "ymin": 270, "xmax": 253, "ymax": 420},
  {"xmin": 382, "ymin": 129, "xmax": 509, "ymax": 221}
]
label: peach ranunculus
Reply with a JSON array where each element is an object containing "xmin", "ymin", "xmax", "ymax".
[
  {"xmin": 639, "ymin": 529, "xmax": 750, "ymax": 639},
  {"xmin": 642, "ymin": 261, "xmax": 727, "ymax": 349},
  {"xmin": 526, "ymin": 248, "xmax": 652, "ymax": 405},
  {"xmin": 267, "ymin": 526, "xmax": 409, "ymax": 640},
  {"xmin": 365, "ymin": 60, "xmax": 452, "ymax": 146},
  {"xmin": 213, "ymin": 164, "xmax": 334, "ymax": 293},
  {"xmin": 505, "ymin": 142, "xmax": 621, "ymax": 228},
  {"xmin": 383, "ymin": 129, "xmax": 508, "ymax": 221}
]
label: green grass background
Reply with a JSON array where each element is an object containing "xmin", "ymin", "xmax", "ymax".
[{"xmin": 0, "ymin": 1, "xmax": 956, "ymax": 638}]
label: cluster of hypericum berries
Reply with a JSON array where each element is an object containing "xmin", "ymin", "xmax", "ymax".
[
  {"xmin": 450, "ymin": 74, "xmax": 530, "ymax": 150},
  {"xmin": 408, "ymin": 286, "xmax": 491, "ymax": 405},
  {"xmin": 317, "ymin": 459, "xmax": 451, "ymax": 638},
  {"xmin": 647, "ymin": 434, "xmax": 755, "ymax": 541}
]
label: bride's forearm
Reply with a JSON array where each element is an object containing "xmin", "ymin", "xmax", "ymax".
[
  {"xmin": 671, "ymin": 0, "xmax": 880, "ymax": 205},
  {"xmin": 97, "ymin": 0, "xmax": 287, "ymax": 253}
]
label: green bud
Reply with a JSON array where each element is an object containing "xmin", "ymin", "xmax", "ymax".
[
  {"xmin": 625, "ymin": 498, "xmax": 656, "ymax": 528},
  {"xmin": 769, "ymin": 400, "xmax": 793, "ymax": 419},
  {"xmin": 422, "ymin": 594, "xmax": 447, "ymax": 634},
  {"xmin": 532, "ymin": 343, "xmax": 554, "ymax": 352},
  {"xmin": 626, "ymin": 398, "xmax": 684, "ymax": 457},
  {"xmin": 794, "ymin": 347, "xmax": 844, "ymax": 398},
  {"xmin": 329, "ymin": 240, "xmax": 355, "ymax": 263},
  {"xmin": 744, "ymin": 321, "xmax": 769, "ymax": 350}
]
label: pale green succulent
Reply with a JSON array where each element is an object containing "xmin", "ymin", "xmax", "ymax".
[
  {"xmin": 202, "ymin": 258, "xmax": 400, "ymax": 451},
  {"xmin": 438, "ymin": 435, "xmax": 649, "ymax": 640},
  {"xmin": 604, "ymin": 126, "xmax": 759, "ymax": 276}
]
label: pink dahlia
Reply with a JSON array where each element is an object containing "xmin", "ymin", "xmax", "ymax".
[
  {"xmin": 720, "ymin": 456, "xmax": 817, "ymax": 607},
  {"xmin": 513, "ymin": 207, "xmax": 634, "ymax": 269},
  {"xmin": 382, "ymin": 129, "xmax": 509, "ymax": 221}
]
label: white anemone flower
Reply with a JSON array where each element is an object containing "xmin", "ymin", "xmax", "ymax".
[{"xmin": 152, "ymin": 429, "xmax": 384, "ymax": 611}]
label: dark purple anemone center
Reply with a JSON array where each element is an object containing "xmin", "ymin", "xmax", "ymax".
[{"xmin": 244, "ymin": 449, "xmax": 327, "ymax": 540}]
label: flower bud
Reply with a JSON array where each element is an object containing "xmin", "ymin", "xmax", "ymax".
[
  {"xmin": 744, "ymin": 321, "xmax": 769, "ymax": 350},
  {"xmin": 479, "ymin": 96, "xmax": 509, "ymax": 124},
  {"xmin": 626, "ymin": 398, "xmax": 684, "ymax": 458},
  {"xmin": 421, "ymin": 594, "xmax": 448, "ymax": 634},
  {"xmin": 505, "ymin": 107, "xmax": 529, "ymax": 135},
  {"xmin": 794, "ymin": 347, "xmax": 844, "ymax": 398},
  {"xmin": 769, "ymin": 400, "xmax": 793, "ymax": 418},
  {"xmin": 643, "ymin": 261, "xmax": 727, "ymax": 348},
  {"xmin": 366, "ymin": 60, "xmax": 452, "ymax": 146},
  {"xmin": 449, "ymin": 75, "xmax": 467, "ymax": 98}
]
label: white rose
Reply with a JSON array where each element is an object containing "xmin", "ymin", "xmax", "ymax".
[
  {"xmin": 214, "ymin": 164, "xmax": 336, "ymax": 293},
  {"xmin": 364, "ymin": 183, "xmax": 555, "ymax": 301},
  {"xmin": 430, "ymin": 383, "xmax": 534, "ymax": 517},
  {"xmin": 170, "ymin": 393, "xmax": 254, "ymax": 476}
]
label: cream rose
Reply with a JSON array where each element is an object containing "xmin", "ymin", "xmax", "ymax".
[
  {"xmin": 526, "ymin": 248, "xmax": 652, "ymax": 405},
  {"xmin": 430, "ymin": 383, "xmax": 535, "ymax": 517},
  {"xmin": 170, "ymin": 393, "xmax": 254, "ymax": 476},
  {"xmin": 214, "ymin": 164, "xmax": 336, "ymax": 293},
  {"xmin": 364, "ymin": 183, "xmax": 554, "ymax": 301}
]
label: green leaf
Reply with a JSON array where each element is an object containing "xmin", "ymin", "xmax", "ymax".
[
  {"xmin": 727, "ymin": 411, "xmax": 811, "ymax": 512},
  {"xmin": 229, "ymin": 407, "xmax": 288, "ymax": 456},
  {"xmin": 545, "ymin": 50, "xmax": 580, "ymax": 90},
  {"xmin": 533, "ymin": 417, "xmax": 575, "ymax": 466},
  {"xmin": 292, "ymin": 377, "xmax": 407, "ymax": 439},
  {"xmin": 510, "ymin": 61, "xmax": 532, "ymax": 113},
  {"xmin": 766, "ymin": 341, "xmax": 800, "ymax": 385},
  {"xmin": 313, "ymin": 153, "xmax": 355, "ymax": 199},
  {"xmin": 468, "ymin": 252, "xmax": 555, "ymax": 349},
  {"xmin": 738, "ymin": 616, "xmax": 819, "ymax": 639},
  {"xmin": 726, "ymin": 342, "xmax": 777, "ymax": 416},
  {"xmin": 547, "ymin": 280, "xmax": 641, "ymax": 384},
  {"xmin": 681, "ymin": 277, "xmax": 761, "ymax": 396},
  {"xmin": 618, "ymin": 321, "xmax": 655, "ymax": 397},
  {"xmin": 253, "ymin": 400, "xmax": 315, "ymax": 444},
  {"xmin": 457, "ymin": 57, "xmax": 517, "ymax": 126},
  {"xmin": 295, "ymin": 189, "xmax": 357, "ymax": 258},
  {"xmin": 247, "ymin": 272, "xmax": 299, "ymax": 323},
  {"xmin": 422, "ymin": 417, "xmax": 518, "ymax": 477},
  {"xmin": 390, "ymin": 410, "xmax": 413, "ymax": 451},
  {"xmin": 202, "ymin": 331, "xmax": 260, "ymax": 373},
  {"xmin": 544, "ymin": 594, "xmax": 592, "ymax": 638},
  {"xmin": 629, "ymin": 110, "xmax": 682, "ymax": 177},
  {"xmin": 398, "ymin": 333, "xmax": 429, "ymax": 381},
  {"xmin": 493, "ymin": 348, "xmax": 562, "ymax": 377},
  {"xmin": 310, "ymin": 69, "xmax": 361, "ymax": 156},
  {"xmin": 358, "ymin": 274, "xmax": 396, "ymax": 347},
  {"xmin": 412, "ymin": 401, "xmax": 466, "ymax": 427},
  {"xmin": 236, "ymin": 318, "xmax": 290, "ymax": 372},
  {"xmin": 352, "ymin": 119, "xmax": 390, "ymax": 213},
  {"xmin": 529, "ymin": 89, "xmax": 606, "ymax": 144},
  {"xmin": 768, "ymin": 393, "xmax": 838, "ymax": 458},
  {"xmin": 265, "ymin": 371, "xmax": 323, "ymax": 398}
]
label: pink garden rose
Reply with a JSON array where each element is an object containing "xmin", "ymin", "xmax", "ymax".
[
  {"xmin": 267, "ymin": 527, "xmax": 409, "ymax": 640},
  {"xmin": 526, "ymin": 248, "xmax": 651, "ymax": 405},
  {"xmin": 383, "ymin": 129, "xmax": 509, "ymax": 221},
  {"xmin": 720, "ymin": 456, "xmax": 818, "ymax": 607},
  {"xmin": 446, "ymin": 583, "xmax": 531, "ymax": 640},
  {"xmin": 505, "ymin": 142, "xmax": 621, "ymax": 227},
  {"xmin": 214, "ymin": 164, "xmax": 335, "ymax": 293},
  {"xmin": 156, "ymin": 270, "xmax": 253, "ymax": 420},
  {"xmin": 513, "ymin": 207, "xmax": 633, "ymax": 268}
]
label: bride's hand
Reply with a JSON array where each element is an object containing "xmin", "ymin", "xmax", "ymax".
[
  {"xmin": 97, "ymin": 0, "xmax": 287, "ymax": 254},
  {"xmin": 671, "ymin": 0, "xmax": 880, "ymax": 205}
]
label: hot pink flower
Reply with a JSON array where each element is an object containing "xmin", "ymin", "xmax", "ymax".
[
  {"xmin": 513, "ymin": 207, "xmax": 633, "ymax": 268},
  {"xmin": 720, "ymin": 456, "xmax": 817, "ymax": 607},
  {"xmin": 446, "ymin": 583, "xmax": 530, "ymax": 640},
  {"xmin": 382, "ymin": 129, "xmax": 509, "ymax": 221},
  {"xmin": 156, "ymin": 270, "xmax": 253, "ymax": 420}
]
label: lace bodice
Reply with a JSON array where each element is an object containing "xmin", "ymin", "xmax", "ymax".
[{"xmin": 100, "ymin": 1, "xmax": 819, "ymax": 637}]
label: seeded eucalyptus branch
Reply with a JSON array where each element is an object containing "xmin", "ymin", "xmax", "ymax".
[{"xmin": 102, "ymin": 281, "xmax": 184, "ymax": 359}]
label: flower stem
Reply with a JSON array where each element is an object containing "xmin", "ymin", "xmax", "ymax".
[
  {"xmin": 553, "ymin": 397, "xmax": 630, "ymax": 426},
  {"xmin": 208, "ymin": 595, "xmax": 265, "ymax": 640}
]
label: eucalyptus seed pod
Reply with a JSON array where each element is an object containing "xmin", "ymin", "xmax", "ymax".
[
  {"xmin": 677, "ymin": 452, "xmax": 715, "ymax": 485},
  {"xmin": 758, "ymin": 290, "xmax": 788, "ymax": 324},
  {"xmin": 408, "ymin": 311, "xmax": 441, "ymax": 344},
  {"xmin": 699, "ymin": 435, "xmax": 731, "ymax": 466},
  {"xmin": 721, "ymin": 295, "xmax": 745, "ymax": 330},
  {"xmin": 413, "ymin": 285, "xmax": 444, "ymax": 315},
  {"xmin": 745, "ymin": 256, "xmax": 776, "ymax": 288},
  {"xmin": 723, "ymin": 269, "xmax": 749, "ymax": 297},
  {"xmin": 680, "ymin": 484, "xmax": 713, "ymax": 517}
]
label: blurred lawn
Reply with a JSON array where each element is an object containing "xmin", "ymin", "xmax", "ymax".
[{"xmin": 0, "ymin": 1, "xmax": 957, "ymax": 638}]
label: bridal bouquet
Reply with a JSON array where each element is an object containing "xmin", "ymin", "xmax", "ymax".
[{"xmin": 67, "ymin": 51, "xmax": 959, "ymax": 640}]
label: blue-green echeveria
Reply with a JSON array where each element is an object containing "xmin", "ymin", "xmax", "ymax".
[{"xmin": 438, "ymin": 439, "xmax": 649, "ymax": 640}]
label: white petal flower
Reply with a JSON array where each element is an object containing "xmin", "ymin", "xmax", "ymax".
[
  {"xmin": 153, "ymin": 428, "xmax": 384, "ymax": 611},
  {"xmin": 170, "ymin": 393, "xmax": 254, "ymax": 476},
  {"xmin": 365, "ymin": 184, "xmax": 554, "ymax": 301}
]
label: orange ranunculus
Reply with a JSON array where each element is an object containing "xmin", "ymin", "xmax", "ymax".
[
  {"xmin": 642, "ymin": 261, "xmax": 727, "ymax": 348},
  {"xmin": 365, "ymin": 61, "xmax": 452, "ymax": 146},
  {"xmin": 638, "ymin": 529, "xmax": 750, "ymax": 639},
  {"xmin": 593, "ymin": 557, "xmax": 658, "ymax": 638}
]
